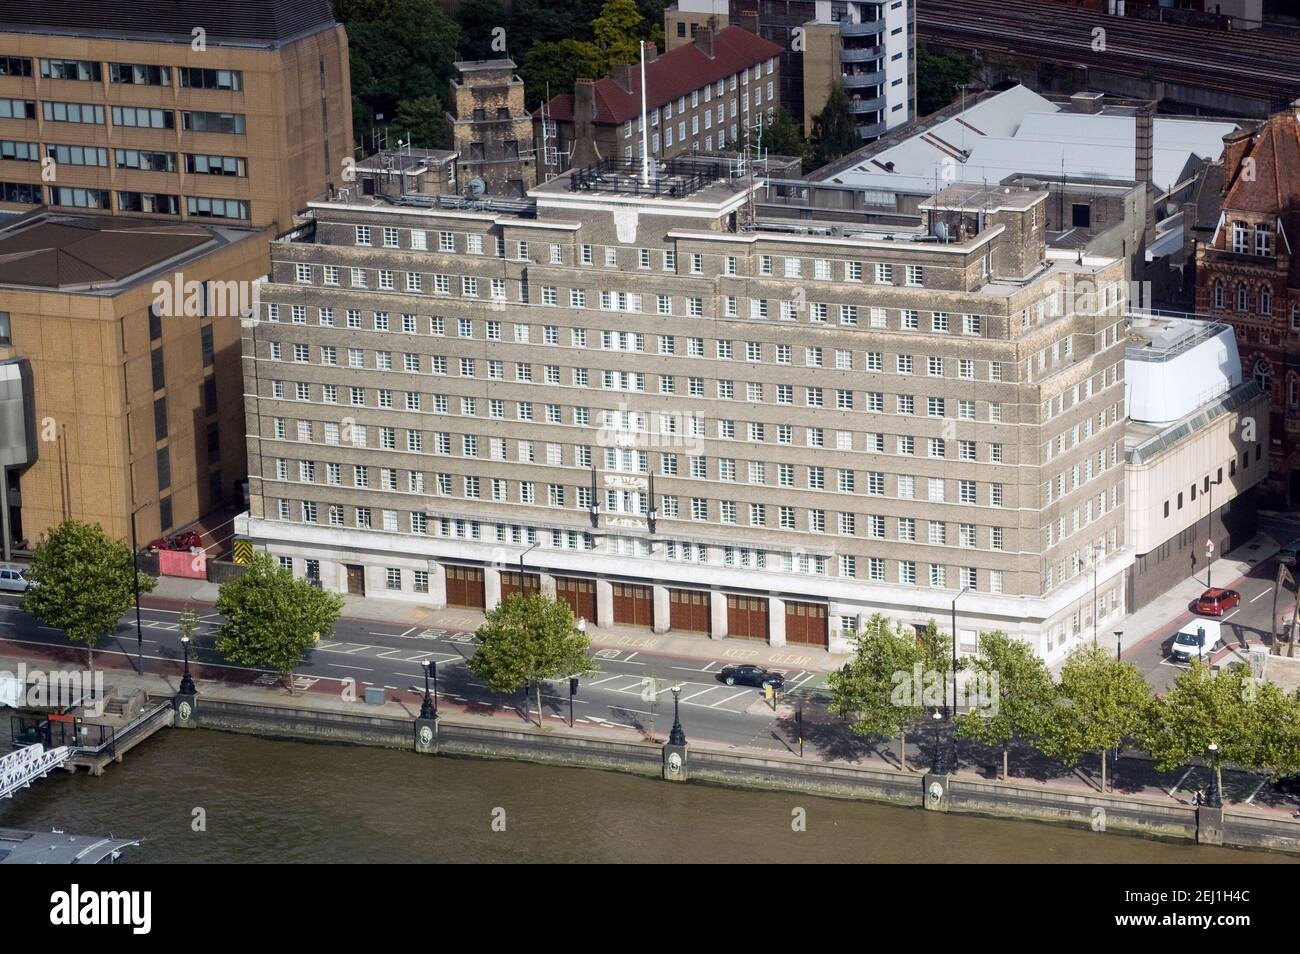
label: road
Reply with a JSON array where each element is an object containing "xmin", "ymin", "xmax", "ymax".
[
  {"xmin": 1123, "ymin": 512, "xmax": 1300, "ymax": 691},
  {"xmin": 0, "ymin": 593, "xmax": 825, "ymax": 753}
]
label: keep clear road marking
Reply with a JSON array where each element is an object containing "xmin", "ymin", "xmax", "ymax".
[{"xmin": 1251, "ymin": 587, "xmax": 1274, "ymax": 603}]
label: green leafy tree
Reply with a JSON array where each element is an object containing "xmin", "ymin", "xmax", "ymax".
[
  {"xmin": 520, "ymin": 38, "xmax": 602, "ymax": 111},
  {"xmin": 333, "ymin": 0, "xmax": 461, "ymax": 152},
  {"xmin": 757, "ymin": 107, "xmax": 811, "ymax": 168},
  {"xmin": 956, "ymin": 631, "xmax": 1055, "ymax": 780},
  {"xmin": 1241, "ymin": 679, "xmax": 1300, "ymax": 780},
  {"xmin": 590, "ymin": 0, "xmax": 644, "ymax": 74},
  {"xmin": 829, "ymin": 613, "xmax": 929, "ymax": 771},
  {"xmin": 1038, "ymin": 644, "xmax": 1154, "ymax": 792},
  {"xmin": 810, "ymin": 83, "xmax": 861, "ymax": 169},
  {"xmin": 454, "ymin": 0, "xmax": 508, "ymax": 62},
  {"xmin": 469, "ymin": 593, "xmax": 597, "ymax": 726},
  {"xmin": 214, "ymin": 554, "xmax": 343, "ymax": 694},
  {"xmin": 393, "ymin": 93, "xmax": 450, "ymax": 149},
  {"xmin": 915, "ymin": 43, "xmax": 972, "ymax": 117},
  {"xmin": 22, "ymin": 519, "xmax": 155, "ymax": 673}
]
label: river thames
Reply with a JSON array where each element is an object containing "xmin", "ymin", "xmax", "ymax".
[{"xmin": 0, "ymin": 730, "xmax": 1292, "ymax": 863}]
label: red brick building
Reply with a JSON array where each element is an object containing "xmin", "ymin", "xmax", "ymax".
[{"xmin": 1195, "ymin": 105, "xmax": 1300, "ymax": 505}]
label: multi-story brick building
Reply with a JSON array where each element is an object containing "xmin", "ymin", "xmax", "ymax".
[
  {"xmin": 1194, "ymin": 104, "xmax": 1300, "ymax": 506},
  {"xmin": 237, "ymin": 159, "xmax": 1131, "ymax": 661},
  {"xmin": 534, "ymin": 26, "xmax": 781, "ymax": 179},
  {"xmin": 446, "ymin": 59, "xmax": 536, "ymax": 197},
  {"xmin": 0, "ymin": 0, "xmax": 352, "ymax": 230}
]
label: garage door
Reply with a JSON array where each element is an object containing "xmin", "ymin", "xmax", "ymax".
[
  {"xmin": 501, "ymin": 571, "xmax": 540, "ymax": 601},
  {"xmin": 727, "ymin": 595, "xmax": 768, "ymax": 641},
  {"xmin": 556, "ymin": 576, "xmax": 596, "ymax": 622},
  {"xmin": 785, "ymin": 600, "xmax": 828, "ymax": 647},
  {"xmin": 446, "ymin": 566, "xmax": 484, "ymax": 608},
  {"xmin": 668, "ymin": 588, "xmax": 710, "ymax": 634},
  {"xmin": 612, "ymin": 582, "xmax": 652, "ymax": 627}
]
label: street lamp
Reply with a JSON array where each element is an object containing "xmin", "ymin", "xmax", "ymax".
[
  {"xmin": 178, "ymin": 634, "xmax": 196, "ymax": 695},
  {"xmin": 949, "ymin": 586, "xmax": 971, "ymax": 718},
  {"xmin": 432, "ymin": 659, "xmax": 438, "ymax": 714},
  {"xmin": 668, "ymin": 685, "xmax": 686, "ymax": 745},
  {"xmin": 128, "ymin": 501, "xmax": 154, "ymax": 672},
  {"xmin": 419, "ymin": 659, "xmax": 435, "ymax": 720},
  {"xmin": 1089, "ymin": 543, "xmax": 1103, "ymax": 647},
  {"xmin": 931, "ymin": 708, "xmax": 945, "ymax": 775},
  {"xmin": 1114, "ymin": 629, "xmax": 1123, "ymax": 662},
  {"xmin": 568, "ymin": 676, "xmax": 579, "ymax": 727},
  {"xmin": 518, "ymin": 540, "xmax": 539, "ymax": 597},
  {"xmin": 1206, "ymin": 474, "xmax": 1223, "ymax": 589},
  {"xmin": 1206, "ymin": 742, "xmax": 1222, "ymax": 808}
]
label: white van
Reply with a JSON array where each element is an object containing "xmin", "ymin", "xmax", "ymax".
[
  {"xmin": 0, "ymin": 563, "xmax": 32, "ymax": 593},
  {"xmin": 1170, "ymin": 619, "xmax": 1223, "ymax": 663}
]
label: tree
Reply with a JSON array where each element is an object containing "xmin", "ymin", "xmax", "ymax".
[
  {"xmin": 590, "ymin": 0, "xmax": 645, "ymax": 74},
  {"xmin": 332, "ymin": 0, "xmax": 461, "ymax": 153},
  {"xmin": 469, "ymin": 593, "xmax": 597, "ymax": 726},
  {"xmin": 1241, "ymin": 679, "xmax": 1300, "ymax": 781},
  {"xmin": 757, "ymin": 107, "xmax": 811, "ymax": 168},
  {"xmin": 828, "ymin": 613, "xmax": 929, "ymax": 771},
  {"xmin": 393, "ymin": 93, "xmax": 450, "ymax": 149},
  {"xmin": 956, "ymin": 631, "xmax": 1056, "ymax": 780},
  {"xmin": 454, "ymin": 0, "xmax": 507, "ymax": 62},
  {"xmin": 915, "ymin": 43, "xmax": 971, "ymax": 117},
  {"xmin": 214, "ymin": 554, "xmax": 343, "ymax": 694},
  {"xmin": 22, "ymin": 519, "xmax": 154, "ymax": 673},
  {"xmin": 1038, "ymin": 645, "xmax": 1154, "ymax": 792},
  {"xmin": 810, "ymin": 83, "xmax": 861, "ymax": 169},
  {"xmin": 520, "ymin": 38, "xmax": 602, "ymax": 111}
]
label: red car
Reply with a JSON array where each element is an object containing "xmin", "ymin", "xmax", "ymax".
[
  {"xmin": 146, "ymin": 529, "xmax": 203, "ymax": 552},
  {"xmin": 1194, "ymin": 587, "xmax": 1240, "ymax": 616}
]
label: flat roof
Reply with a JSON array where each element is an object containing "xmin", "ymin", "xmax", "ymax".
[
  {"xmin": 0, "ymin": 212, "xmax": 264, "ymax": 294},
  {"xmin": 0, "ymin": 827, "xmax": 138, "ymax": 864}
]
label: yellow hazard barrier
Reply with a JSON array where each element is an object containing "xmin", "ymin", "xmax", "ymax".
[{"xmin": 232, "ymin": 539, "xmax": 253, "ymax": 564}]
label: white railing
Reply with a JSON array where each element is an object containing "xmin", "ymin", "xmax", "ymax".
[{"xmin": 0, "ymin": 743, "xmax": 70, "ymax": 799}]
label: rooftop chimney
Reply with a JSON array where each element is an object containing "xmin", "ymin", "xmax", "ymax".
[
  {"xmin": 644, "ymin": 42, "xmax": 658, "ymax": 64},
  {"xmin": 572, "ymin": 78, "xmax": 599, "ymax": 167},
  {"xmin": 737, "ymin": 9, "xmax": 759, "ymax": 34},
  {"xmin": 694, "ymin": 26, "xmax": 715, "ymax": 58},
  {"xmin": 1070, "ymin": 91, "xmax": 1104, "ymax": 114},
  {"xmin": 611, "ymin": 62, "xmax": 634, "ymax": 93},
  {"xmin": 1221, "ymin": 126, "xmax": 1254, "ymax": 184}
]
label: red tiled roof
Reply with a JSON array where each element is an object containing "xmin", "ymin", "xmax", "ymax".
[
  {"xmin": 536, "ymin": 27, "xmax": 782, "ymax": 126},
  {"xmin": 1220, "ymin": 110, "xmax": 1300, "ymax": 284}
]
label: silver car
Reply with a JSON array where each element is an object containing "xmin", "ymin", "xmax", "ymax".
[{"xmin": 0, "ymin": 563, "xmax": 32, "ymax": 592}]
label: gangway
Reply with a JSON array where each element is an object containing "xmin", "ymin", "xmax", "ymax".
[{"xmin": 0, "ymin": 743, "xmax": 71, "ymax": 799}]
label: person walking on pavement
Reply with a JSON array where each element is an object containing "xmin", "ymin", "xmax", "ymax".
[{"xmin": 577, "ymin": 616, "xmax": 587, "ymax": 635}]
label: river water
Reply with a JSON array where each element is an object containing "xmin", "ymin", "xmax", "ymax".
[{"xmin": 0, "ymin": 730, "xmax": 1291, "ymax": 863}]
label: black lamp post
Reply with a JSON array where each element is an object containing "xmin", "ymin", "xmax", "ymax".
[
  {"xmin": 419, "ymin": 660, "xmax": 435, "ymax": 720},
  {"xmin": 647, "ymin": 472, "xmax": 657, "ymax": 535},
  {"xmin": 128, "ymin": 501, "xmax": 153, "ymax": 672},
  {"xmin": 519, "ymin": 540, "xmax": 539, "ymax": 596},
  {"xmin": 568, "ymin": 676, "xmax": 578, "ymax": 727},
  {"xmin": 668, "ymin": 685, "xmax": 686, "ymax": 745},
  {"xmin": 1206, "ymin": 475, "xmax": 1222, "ymax": 589},
  {"xmin": 178, "ymin": 634, "xmax": 196, "ymax": 695},
  {"xmin": 1114, "ymin": 629, "xmax": 1123, "ymax": 662},
  {"xmin": 949, "ymin": 587, "xmax": 970, "ymax": 718},
  {"xmin": 1206, "ymin": 742, "xmax": 1222, "ymax": 808},
  {"xmin": 432, "ymin": 659, "xmax": 439, "ymax": 714},
  {"xmin": 931, "ymin": 708, "xmax": 945, "ymax": 775}
]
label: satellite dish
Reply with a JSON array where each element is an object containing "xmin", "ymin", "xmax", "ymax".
[{"xmin": 468, "ymin": 177, "xmax": 486, "ymax": 196}]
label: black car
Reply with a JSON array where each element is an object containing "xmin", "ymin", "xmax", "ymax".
[{"xmin": 717, "ymin": 664, "xmax": 785, "ymax": 689}]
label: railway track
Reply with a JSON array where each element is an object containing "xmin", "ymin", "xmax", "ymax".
[{"xmin": 918, "ymin": 0, "xmax": 1300, "ymax": 106}]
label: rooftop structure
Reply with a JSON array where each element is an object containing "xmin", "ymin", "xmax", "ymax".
[{"xmin": 0, "ymin": 827, "xmax": 137, "ymax": 864}]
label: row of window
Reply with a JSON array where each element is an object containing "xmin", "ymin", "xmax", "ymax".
[
  {"xmin": 15, "ymin": 142, "xmax": 247, "ymax": 176},
  {"xmin": 0, "ymin": 56, "xmax": 241, "ymax": 90},
  {"xmin": 0, "ymin": 99, "xmax": 247, "ymax": 133},
  {"xmin": 17, "ymin": 184, "xmax": 249, "ymax": 218}
]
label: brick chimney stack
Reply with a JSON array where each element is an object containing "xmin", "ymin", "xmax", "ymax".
[
  {"xmin": 612, "ymin": 62, "xmax": 634, "ymax": 92},
  {"xmin": 694, "ymin": 26, "xmax": 715, "ymax": 58}
]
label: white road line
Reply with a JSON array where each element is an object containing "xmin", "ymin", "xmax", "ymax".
[
  {"xmin": 316, "ymin": 641, "xmax": 341, "ymax": 649},
  {"xmin": 405, "ymin": 652, "xmax": 434, "ymax": 661},
  {"xmin": 1168, "ymin": 766, "xmax": 1195, "ymax": 798},
  {"xmin": 586, "ymin": 674, "xmax": 625, "ymax": 687},
  {"xmin": 1251, "ymin": 587, "xmax": 1274, "ymax": 603},
  {"xmin": 625, "ymin": 652, "xmax": 639, "ymax": 662},
  {"xmin": 399, "ymin": 627, "xmax": 418, "ymax": 637},
  {"xmin": 343, "ymin": 645, "xmax": 369, "ymax": 654},
  {"xmin": 330, "ymin": 664, "xmax": 375, "ymax": 672},
  {"xmin": 709, "ymin": 690, "xmax": 750, "ymax": 708},
  {"xmin": 679, "ymin": 687, "xmax": 719, "ymax": 703},
  {"xmin": 1223, "ymin": 610, "xmax": 1239, "ymax": 622},
  {"xmin": 1244, "ymin": 778, "xmax": 1269, "ymax": 805},
  {"xmin": 374, "ymin": 650, "xmax": 402, "ymax": 658}
]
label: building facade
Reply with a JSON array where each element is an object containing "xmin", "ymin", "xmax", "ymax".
[
  {"xmin": 0, "ymin": 0, "xmax": 352, "ymax": 230},
  {"xmin": 665, "ymin": 0, "xmax": 915, "ymax": 139},
  {"xmin": 1122, "ymin": 316, "xmax": 1268, "ymax": 610},
  {"xmin": 534, "ymin": 26, "xmax": 781, "ymax": 179},
  {"xmin": 1194, "ymin": 104, "xmax": 1300, "ymax": 507},
  {"xmin": 238, "ymin": 164, "xmax": 1131, "ymax": 662},
  {"xmin": 0, "ymin": 211, "xmax": 269, "ymax": 549}
]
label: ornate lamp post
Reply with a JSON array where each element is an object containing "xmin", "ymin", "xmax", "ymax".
[
  {"xmin": 1114, "ymin": 629, "xmax": 1123, "ymax": 662},
  {"xmin": 419, "ymin": 660, "xmax": 435, "ymax": 720},
  {"xmin": 668, "ymin": 685, "xmax": 686, "ymax": 746},
  {"xmin": 178, "ymin": 634, "xmax": 196, "ymax": 695},
  {"xmin": 129, "ymin": 500, "xmax": 153, "ymax": 672},
  {"xmin": 1206, "ymin": 742, "xmax": 1222, "ymax": 808},
  {"xmin": 931, "ymin": 708, "xmax": 945, "ymax": 775}
]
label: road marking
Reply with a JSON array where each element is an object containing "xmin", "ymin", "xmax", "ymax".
[
  {"xmin": 586, "ymin": 674, "xmax": 625, "ymax": 687},
  {"xmin": 343, "ymin": 645, "xmax": 369, "ymax": 654},
  {"xmin": 374, "ymin": 650, "xmax": 403, "ymax": 658},
  {"xmin": 328, "ymin": 663, "xmax": 374, "ymax": 673},
  {"xmin": 1223, "ymin": 610, "xmax": 1239, "ymax": 622},
  {"xmin": 1168, "ymin": 766, "xmax": 1195, "ymax": 798},
  {"xmin": 679, "ymin": 687, "xmax": 719, "ymax": 703},
  {"xmin": 1251, "ymin": 588, "xmax": 1274, "ymax": 602},
  {"xmin": 625, "ymin": 651, "xmax": 639, "ymax": 662},
  {"xmin": 709, "ymin": 690, "xmax": 750, "ymax": 708},
  {"xmin": 1244, "ymin": 778, "xmax": 1269, "ymax": 805}
]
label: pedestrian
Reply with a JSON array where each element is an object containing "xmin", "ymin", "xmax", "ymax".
[
  {"xmin": 1191, "ymin": 788, "xmax": 1203, "ymax": 807},
  {"xmin": 577, "ymin": 616, "xmax": 587, "ymax": 635}
]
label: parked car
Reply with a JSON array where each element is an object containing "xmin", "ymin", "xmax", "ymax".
[
  {"xmin": 1169, "ymin": 620, "xmax": 1224, "ymax": 663},
  {"xmin": 1194, "ymin": 587, "xmax": 1241, "ymax": 616},
  {"xmin": 147, "ymin": 529, "xmax": 203, "ymax": 551},
  {"xmin": 717, "ymin": 664, "xmax": 785, "ymax": 690},
  {"xmin": 0, "ymin": 563, "xmax": 33, "ymax": 592}
]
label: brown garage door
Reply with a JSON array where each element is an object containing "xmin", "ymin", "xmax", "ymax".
[
  {"xmin": 786, "ymin": 600, "xmax": 828, "ymax": 647},
  {"xmin": 727, "ymin": 595, "xmax": 768, "ymax": 641},
  {"xmin": 612, "ymin": 582, "xmax": 652, "ymax": 627},
  {"xmin": 446, "ymin": 566, "xmax": 484, "ymax": 608},
  {"xmin": 669, "ymin": 588, "xmax": 710, "ymax": 635},
  {"xmin": 556, "ymin": 576, "xmax": 596, "ymax": 622},
  {"xmin": 501, "ymin": 571, "xmax": 540, "ymax": 601}
]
